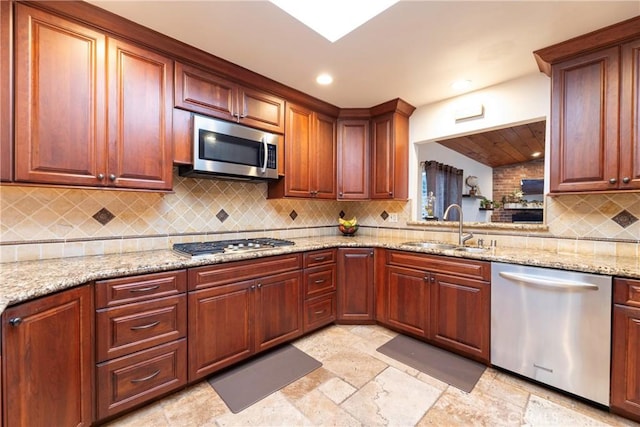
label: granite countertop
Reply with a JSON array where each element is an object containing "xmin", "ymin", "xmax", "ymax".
[{"xmin": 1, "ymin": 235, "xmax": 639, "ymax": 315}]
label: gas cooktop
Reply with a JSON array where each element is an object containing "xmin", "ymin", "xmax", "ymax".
[{"xmin": 173, "ymin": 238, "xmax": 295, "ymax": 257}]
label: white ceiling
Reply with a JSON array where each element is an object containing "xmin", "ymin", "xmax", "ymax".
[{"xmin": 87, "ymin": 0, "xmax": 640, "ymax": 109}]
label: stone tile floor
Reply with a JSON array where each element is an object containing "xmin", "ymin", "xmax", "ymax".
[{"xmin": 105, "ymin": 325, "xmax": 638, "ymax": 426}]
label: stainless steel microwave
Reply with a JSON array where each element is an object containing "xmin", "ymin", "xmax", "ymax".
[{"xmin": 179, "ymin": 114, "xmax": 278, "ymax": 180}]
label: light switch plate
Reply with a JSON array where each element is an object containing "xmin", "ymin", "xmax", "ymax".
[{"xmin": 389, "ymin": 213, "xmax": 398, "ymax": 223}]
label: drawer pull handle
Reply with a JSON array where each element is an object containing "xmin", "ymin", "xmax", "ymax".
[
  {"xmin": 314, "ymin": 279, "xmax": 326, "ymax": 284},
  {"xmin": 130, "ymin": 321, "xmax": 160, "ymax": 330},
  {"xmin": 129, "ymin": 285, "xmax": 160, "ymax": 293},
  {"xmin": 314, "ymin": 310, "xmax": 326, "ymax": 315},
  {"xmin": 313, "ymin": 256, "xmax": 326, "ymax": 261},
  {"xmin": 130, "ymin": 370, "xmax": 161, "ymax": 383}
]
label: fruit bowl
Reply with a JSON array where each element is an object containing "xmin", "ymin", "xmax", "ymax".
[{"xmin": 339, "ymin": 224, "xmax": 359, "ymax": 236}]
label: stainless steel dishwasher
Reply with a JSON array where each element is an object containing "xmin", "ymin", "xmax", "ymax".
[{"xmin": 491, "ymin": 262, "xmax": 612, "ymax": 406}]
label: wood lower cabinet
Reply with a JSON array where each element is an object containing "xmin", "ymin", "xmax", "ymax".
[
  {"xmin": 268, "ymin": 103, "xmax": 336, "ymax": 199},
  {"xmin": 187, "ymin": 254, "xmax": 303, "ymax": 381},
  {"xmin": 381, "ymin": 250, "xmax": 491, "ymax": 363},
  {"xmin": 303, "ymin": 249, "xmax": 337, "ymax": 333},
  {"xmin": 611, "ymin": 278, "xmax": 640, "ymax": 421},
  {"xmin": 14, "ymin": 4, "xmax": 173, "ymax": 190},
  {"xmin": 337, "ymin": 248, "xmax": 375, "ymax": 323},
  {"xmin": 95, "ymin": 270, "xmax": 187, "ymax": 420},
  {"xmin": 2, "ymin": 285, "xmax": 94, "ymax": 427}
]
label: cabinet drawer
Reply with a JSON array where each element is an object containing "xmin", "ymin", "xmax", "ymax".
[
  {"xmin": 303, "ymin": 249, "xmax": 336, "ymax": 268},
  {"xmin": 95, "ymin": 270, "xmax": 187, "ymax": 308},
  {"xmin": 96, "ymin": 295, "xmax": 187, "ymax": 362},
  {"xmin": 189, "ymin": 253, "xmax": 302, "ymax": 290},
  {"xmin": 304, "ymin": 265, "xmax": 336, "ymax": 298},
  {"xmin": 96, "ymin": 339, "xmax": 187, "ymax": 419},
  {"xmin": 614, "ymin": 278, "xmax": 640, "ymax": 307},
  {"xmin": 387, "ymin": 250, "xmax": 490, "ymax": 281},
  {"xmin": 304, "ymin": 293, "xmax": 336, "ymax": 333}
]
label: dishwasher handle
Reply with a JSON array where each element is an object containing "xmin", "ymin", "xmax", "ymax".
[{"xmin": 498, "ymin": 271, "xmax": 600, "ymax": 291}]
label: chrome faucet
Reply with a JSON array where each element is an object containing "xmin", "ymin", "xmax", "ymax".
[{"xmin": 443, "ymin": 203, "xmax": 473, "ymax": 246}]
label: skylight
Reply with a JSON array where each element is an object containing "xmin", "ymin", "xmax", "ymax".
[{"xmin": 269, "ymin": 0, "xmax": 399, "ymax": 43}]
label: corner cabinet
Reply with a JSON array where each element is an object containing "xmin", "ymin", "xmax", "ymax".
[
  {"xmin": 2, "ymin": 285, "xmax": 94, "ymax": 427},
  {"xmin": 268, "ymin": 103, "xmax": 337, "ymax": 199},
  {"xmin": 337, "ymin": 248, "xmax": 375, "ymax": 323},
  {"xmin": 535, "ymin": 18, "xmax": 640, "ymax": 193},
  {"xmin": 337, "ymin": 119, "xmax": 370, "ymax": 200},
  {"xmin": 14, "ymin": 4, "xmax": 173, "ymax": 190}
]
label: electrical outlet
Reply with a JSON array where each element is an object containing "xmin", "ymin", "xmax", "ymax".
[{"xmin": 389, "ymin": 213, "xmax": 398, "ymax": 223}]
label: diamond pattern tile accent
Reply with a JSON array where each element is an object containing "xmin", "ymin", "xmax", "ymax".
[
  {"xmin": 380, "ymin": 210, "xmax": 389, "ymax": 220},
  {"xmin": 216, "ymin": 209, "xmax": 229, "ymax": 223},
  {"xmin": 289, "ymin": 210, "xmax": 298, "ymax": 221},
  {"xmin": 92, "ymin": 208, "xmax": 115, "ymax": 225},
  {"xmin": 612, "ymin": 209, "xmax": 638, "ymax": 228},
  {"xmin": 339, "ymin": 210, "xmax": 345, "ymax": 219}
]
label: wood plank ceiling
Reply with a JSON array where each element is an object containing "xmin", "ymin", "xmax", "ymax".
[{"xmin": 436, "ymin": 120, "xmax": 546, "ymax": 168}]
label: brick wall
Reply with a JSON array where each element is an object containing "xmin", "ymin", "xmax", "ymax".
[{"xmin": 491, "ymin": 159, "xmax": 544, "ymax": 222}]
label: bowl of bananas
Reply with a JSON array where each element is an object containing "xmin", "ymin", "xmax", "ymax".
[{"xmin": 338, "ymin": 217, "xmax": 359, "ymax": 236}]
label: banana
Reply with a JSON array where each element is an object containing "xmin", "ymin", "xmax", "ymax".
[{"xmin": 338, "ymin": 217, "xmax": 358, "ymax": 227}]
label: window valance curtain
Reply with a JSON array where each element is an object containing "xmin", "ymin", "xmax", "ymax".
[{"xmin": 424, "ymin": 160, "xmax": 463, "ymax": 220}]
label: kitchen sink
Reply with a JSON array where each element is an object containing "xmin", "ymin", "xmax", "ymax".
[
  {"xmin": 453, "ymin": 246, "xmax": 489, "ymax": 253},
  {"xmin": 401, "ymin": 242, "xmax": 458, "ymax": 250}
]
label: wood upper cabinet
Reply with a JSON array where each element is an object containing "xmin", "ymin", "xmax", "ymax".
[
  {"xmin": 14, "ymin": 4, "xmax": 173, "ymax": 190},
  {"xmin": 268, "ymin": 102, "xmax": 337, "ymax": 199},
  {"xmin": 1, "ymin": 0, "xmax": 12, "ymax": 182},
  {"xmin": 107, "ymin": 37, "xmax": 173, "ymax": 190},
  {"xmin": 337, "ymin": 119, "xmax": 370, "ymax": 200},
  {"xmin": 549, "ymin": 47, "xmax": 621, "ymax": 192},
  {"xmin": 175, "ymin": 61, "xmax": 285, "ymax": 134},
  {"xmin": 371, "ymin": 111, "xmax": 410, "ymax": 200},
  {"xmin": 535, "ymin": 18, "xmax": 640, "ymax": 193},
  {"xmin": 611, "ymin": 278, "xmax": 640, "ymax": 421},
  {"xmin": 337, "ymin": 248, "xmax": 375, "ymax": 323},
  {"xmin": 3, "ymin": 285, "xmax": 94, "ymax": 427}
]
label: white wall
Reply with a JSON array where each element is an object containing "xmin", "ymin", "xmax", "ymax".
[{"xmin": 408, "ymin": 73, "xmax": 551, "ymax": 220}]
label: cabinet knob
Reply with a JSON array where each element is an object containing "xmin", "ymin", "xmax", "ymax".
[
  {"xmin": 369, "ymin": 252, "xmax": 374, "ymax": 257},
  {"xmin": 609, "ymin": 178, "xmax": 617, "ymax": 184},
  {"xmin": 623, "ymin": 177, "xmax": 631, "ymax": 184},
  {"xmin": 257, "ymin": 283, "xmax": 262, "ymax": 288},
  {"xmin": 339, "ymin": 192, "xmax": 343, "ymax": 197},
  {"xmin": 250, "ymin": 285, "xmax": 256, "ymax": 290},
  {"xmin": 97, "ymin": 173, "xmax": 105, "ymax": 180},
  {"xmin": 109, "ymin": 174, "xmax": 117, "ymax": 181},
  {"xmin": 389, "ymin": 191, "xmax": 393, "ymax": 196},
  {"xmin": 8, "ymin": 317, "xmax": 22, "ymax": 326}
]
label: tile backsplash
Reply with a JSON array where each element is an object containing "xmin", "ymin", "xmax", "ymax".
[{"xmin": 1, "ymin": 169, "xmax": 638, "ymax": 262}]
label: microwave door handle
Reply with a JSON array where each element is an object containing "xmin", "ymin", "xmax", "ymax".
[{"xmin": 261, "ymin": 137, "xmax": 268, "ymax": 174}]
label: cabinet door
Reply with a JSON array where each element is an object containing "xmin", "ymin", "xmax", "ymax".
[
  {"xmin": 611, "ymin": 304, "xmax": 640, "ymax": 419},
  {"xmin": 187, "ymin": 281, "xmax": 254, "ymax": 381},
  {"xmin": 620, "ymin": 39, "xmax": 640, "ymax": 191},
  {"xmin": 283, "ymin": 103, "xmax": 314, "ymax": 197},
  {"xmin": 386, "ymin": 266, "xmax": 430, "ymax": 337},
  {"xmin": 431, "ymin": 273, "xmax": 490, "ymax": 363},
  {"xmin": 174, "ymin": 61, "xmax": 235, "ymax": 121},
  {"xmin": 550, "ymin": 46, "xmax": 620, "ymax": 192},
  {"xmin": 14, "ymin": 4, "xmax": 107, "ymax": 186},
  {"xmin": 371, "ymin": 114, "xmax": 394, "ymax": 199},
  {"xmin": 238, "ymin": 86, "xmax": 285, "ymax": 134},
  {"xmin": 255, "ymin": 271, "xmax": 303, "ymax": 352},
  {"xmin": 3, "ymin": 285, "xmax": 93, "ymax": 427},
  {"xmin": 313, "ymin": 112, "xmax": 337, "ymax": 198},
  {"xmin": 337, "ymin": 248, "xmax": 375, "ymax": 322},
  {"xmin": 337, "ymin": 120, "xmax": 370, "ymax": 200},
  {"xmin": 108, "ymin": 37, "xmax": 173, "ymax": 190},
  {"xmin": 0, "ymin": 0, "xmax": 12, "ymax": 182}
]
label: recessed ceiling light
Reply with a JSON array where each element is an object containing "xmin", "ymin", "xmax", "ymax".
[
  {"xmin": 451, "ymin": 80, "xmax": 472, "ymax": 91},
  {"xmin": 316, "ymin": 73, "xmax": 333, "ymax": 85},
  {"xmin": 269, "ymin": 0, "xmax": 399, "ymax": 43},
  {"xmin": 531, "ymin": 151, "xmax": 542, "ymax": 158}
]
